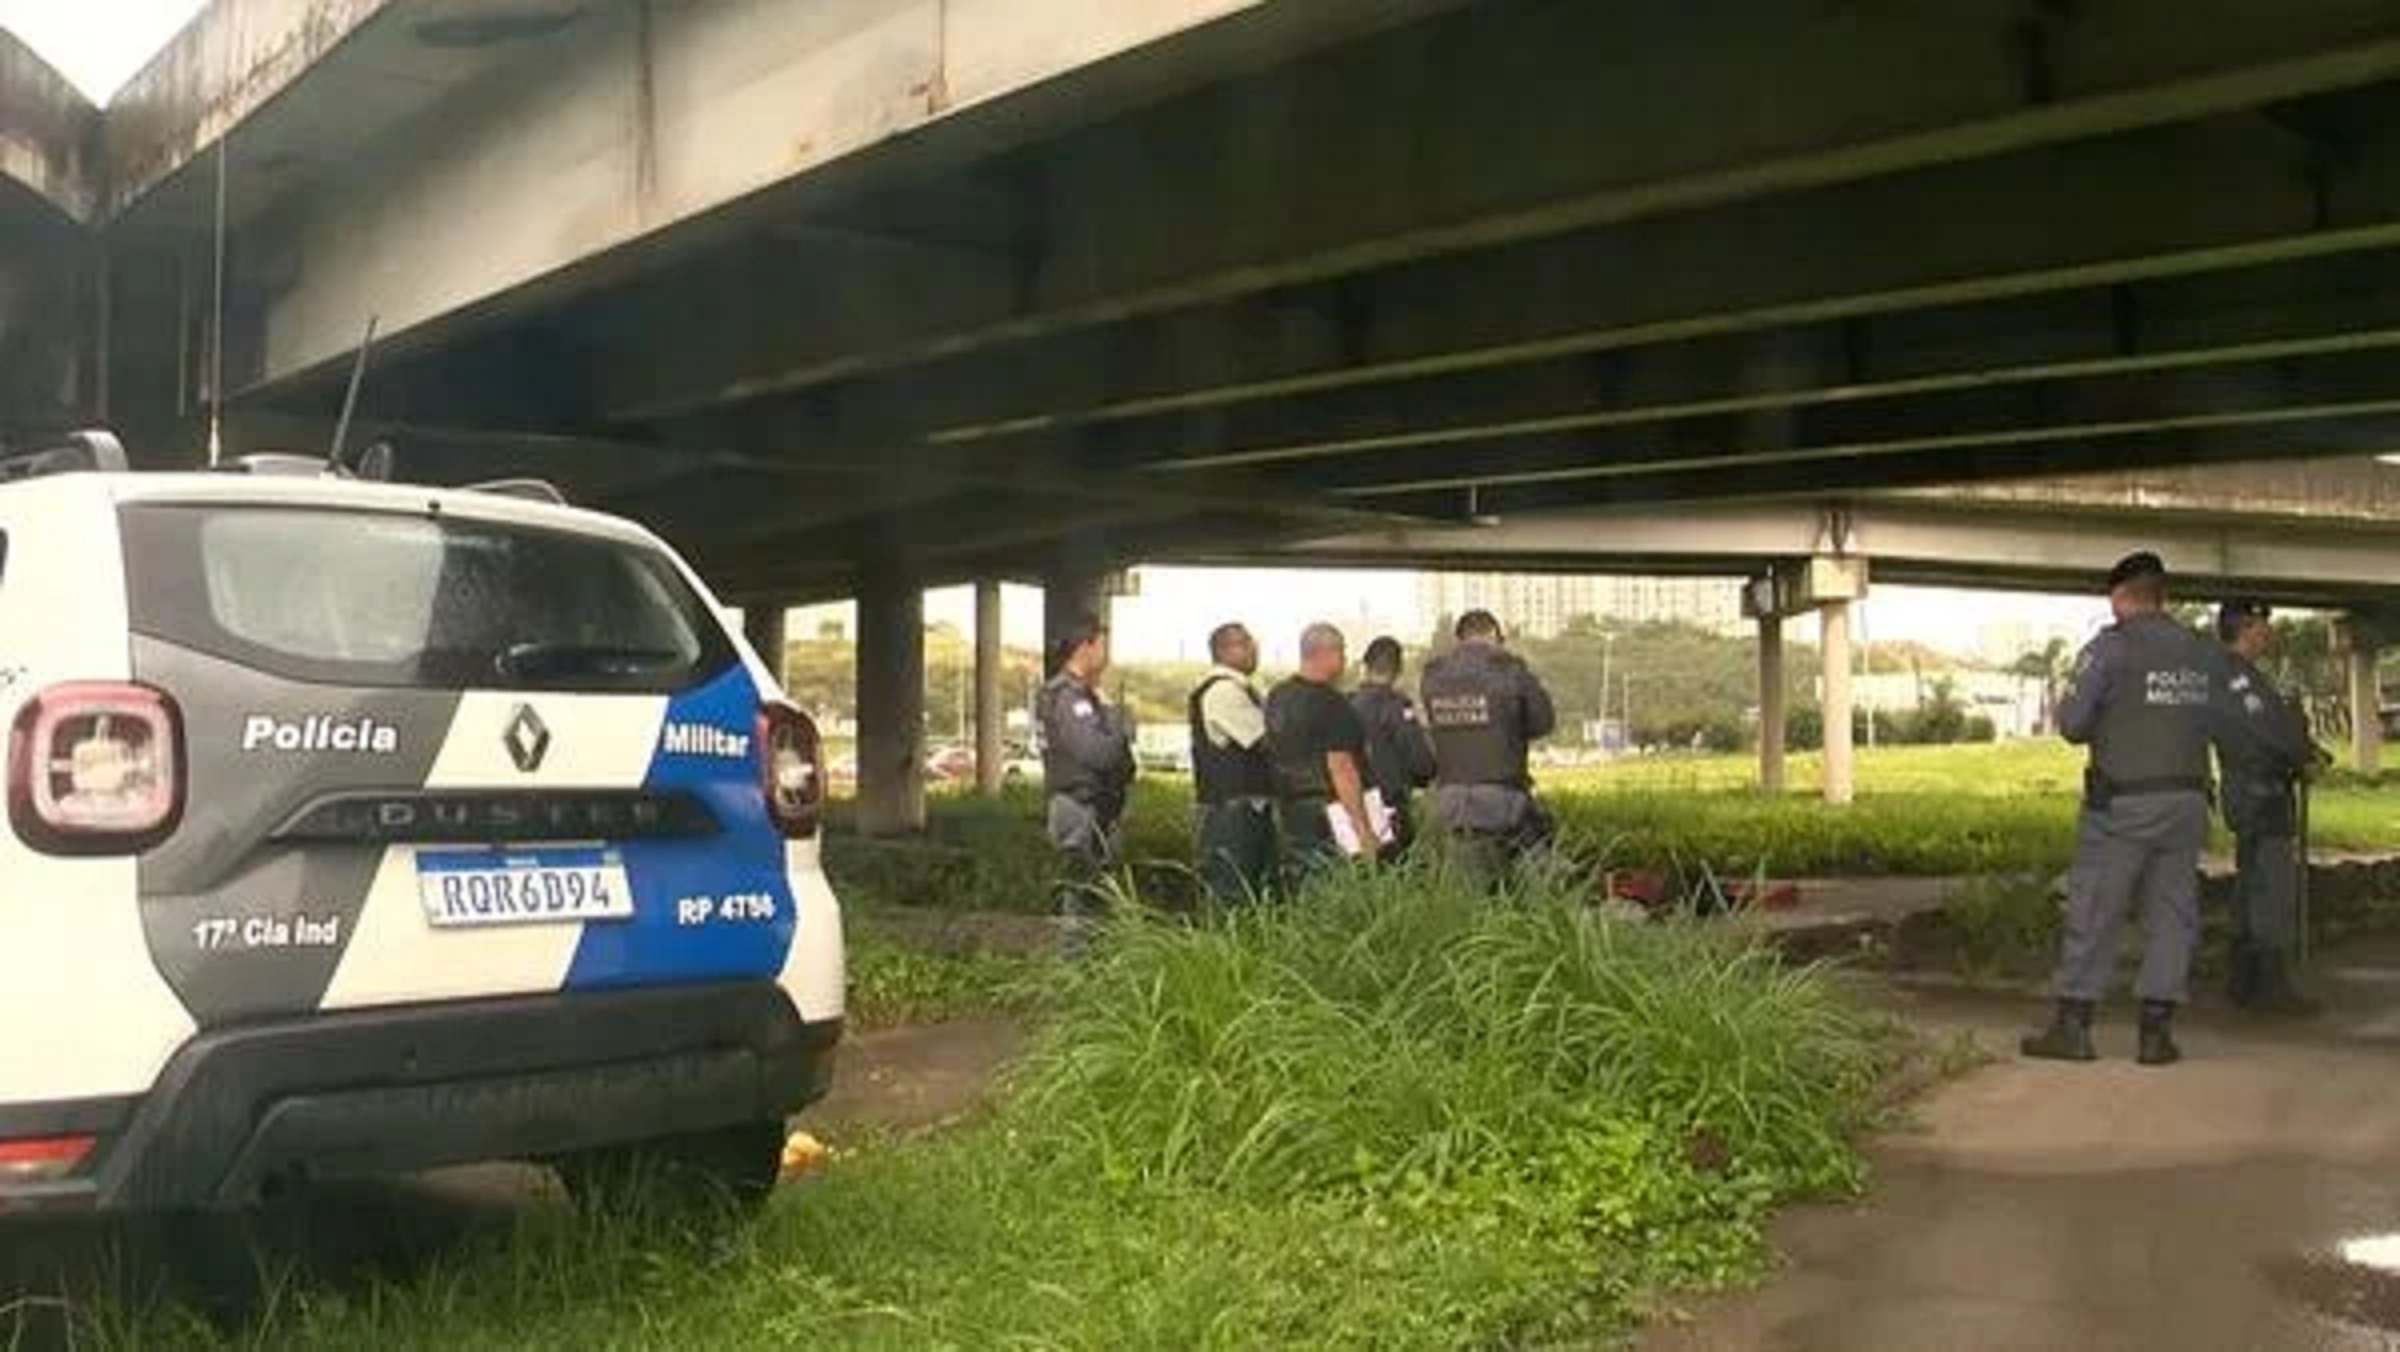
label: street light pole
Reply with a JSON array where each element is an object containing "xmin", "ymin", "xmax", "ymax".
[{"xmin": 1599, "ymin": 632, "xmax": 1616, "ymax": 751}]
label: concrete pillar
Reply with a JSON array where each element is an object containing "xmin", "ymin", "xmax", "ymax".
[
  {"xmin": 743, "ymin": 604, "xmax": 787, "ymax": 691},
  {"xmin": 1758, "ymin": 613, "xmax": 1787, "ymax": 795},
  {"xmin": 855, "ymin": 574, "xmax": 926, "ymax": 836},
  {"xmin": 974, "ymin": 579, "xmax": 1005, "ymax": 796},
  {"xmin": 2351, "ymin": 641, "xmax": 2384, "ymax": 776},
  {"xmin": 1820, "ymin": 600, "xmax": 1855, "ymax": 806}
]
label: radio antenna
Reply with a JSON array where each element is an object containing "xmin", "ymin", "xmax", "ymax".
[{"xmin": 328, "ymin": 314, "xmax": 380, "ymax": 473}]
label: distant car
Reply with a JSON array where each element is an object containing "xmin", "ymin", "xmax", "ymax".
[
  {"xmin": 1135, "ymin": 742, "xmax": 1192, "ymax": 775},
  {"xmin": 925, "ymin": 745, "xmax": 976, "ymax": 782}
]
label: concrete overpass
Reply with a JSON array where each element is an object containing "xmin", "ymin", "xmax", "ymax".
[
  {"xmin": 1239, "ymin": 454, "xmax": 2400, "ymax": 799},
  {"xmin": 15, "ymin": 1, "xmax": 2400, "ymax": 826}
]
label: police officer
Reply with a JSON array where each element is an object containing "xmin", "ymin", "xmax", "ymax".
[
  {"xmin": 1265, "ymin": 623, "xmax": 1380, "ymax": 879},
  {"xmin": 1036, "ymin": 613, "xmax": 1134, "ymax": 952},
  {"xmin": 1189, "ymin": 621, "xmax": 1279, "ymax": 902},
  {"xmin": 2215, "ymin": 600, "xmax": 2326, "ymax": 1016},
  {"xmin": 1350, "ymin": 636, "xmax": 1438, "ymax": 861},
  {"xmin": 2022, "ymin": 553, "xmax": 2246, "ymax": 1066},
  {"xmin": 1419, "ymin": 610, "xmax": 1557, "ymax": 882}
]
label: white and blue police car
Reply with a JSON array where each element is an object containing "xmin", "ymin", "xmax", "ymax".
[{"xmin": 0, "ymin": 432, "xmax": 842, "ymax": 1219}]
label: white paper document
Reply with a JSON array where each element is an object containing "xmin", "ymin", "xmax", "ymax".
[{"xmin": 1327, "ymin": 788, "xmax": 1397, "ymax": 857}]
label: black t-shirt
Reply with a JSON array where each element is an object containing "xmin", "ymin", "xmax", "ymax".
[{"xmin": 1266, "ymin": 676, "xmax": 1366, "ymax": 841}]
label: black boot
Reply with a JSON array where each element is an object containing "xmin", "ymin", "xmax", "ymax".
[
  {"xmin": 2138, "ymin": 1000, "xmax": 2182, "ymax": 1066},
  {"xmin": 2021, "ymin": 999, "xmax": 2098, "ymax": 1062},
  {"xmin": 2250, "ymin": 951, "xmax": 2323, "ymax": 1018}
]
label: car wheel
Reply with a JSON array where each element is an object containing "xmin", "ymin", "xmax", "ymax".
[{"xmin": 555, "ymin": 1119, "xmax": 785, "ymax": 1232}]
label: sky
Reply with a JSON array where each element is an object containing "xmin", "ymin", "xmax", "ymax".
[{"xmin": 0, "ymin": 0, "xmax": 204, "ymax": 101}]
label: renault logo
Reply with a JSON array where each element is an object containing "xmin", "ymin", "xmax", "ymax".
[{"xmin": 504, "ymin": 705, "xmax": 551, "ymax": 773}]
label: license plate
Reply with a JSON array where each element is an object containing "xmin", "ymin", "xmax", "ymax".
[{"xmin": 415, "ymin": 848, "xmax": 634, "ymax": 929}]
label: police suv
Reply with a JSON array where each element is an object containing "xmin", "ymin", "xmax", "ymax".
[{"xmin": 0, "ymin": 432, "xmax": 842, "ymax": 1217}]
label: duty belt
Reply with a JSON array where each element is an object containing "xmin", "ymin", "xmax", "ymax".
[{"xmin": 2086, "ymin": 769, "xmax": 2208, "ymax": 809}]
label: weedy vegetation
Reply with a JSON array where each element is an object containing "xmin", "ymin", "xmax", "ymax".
[{"xmin": 83, "ymin": 862, "xmax": 1898, "ymax": 1350}]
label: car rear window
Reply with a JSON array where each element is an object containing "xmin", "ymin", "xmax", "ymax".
[{"xmin": 120, "ymin": 504, "xmax": 735, "ymax": 692}]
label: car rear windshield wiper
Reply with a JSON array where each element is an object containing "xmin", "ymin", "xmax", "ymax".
[{"xmin": 497, "ymin": 642, "xmax": 685, "ymax": 679}]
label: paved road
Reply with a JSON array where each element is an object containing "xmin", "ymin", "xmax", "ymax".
[{"xmin": 1646, "ymin": 951, "xmax": 2400, "ymax": 1351}]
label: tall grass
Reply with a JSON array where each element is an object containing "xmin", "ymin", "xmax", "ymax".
[
  {"xmin": 830, "ymin": 744, "xmax": 2400, "ymax": 914},
  {"xmin": 92, "ymin": 865, "xmax": 1895, "ymax": 1350}
]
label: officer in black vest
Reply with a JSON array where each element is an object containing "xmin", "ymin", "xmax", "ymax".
[
  {"xmin": 2215, "ymin": 600, "xmax": 2326, "ymax": 1016},
  {"xmin": 2023, "ymin": 553, "xmax": 2247, "ymax": 1066},
  {"xmin": 1188, "ymin": 622, "xmax": 1279, "ymax": 902},
  {"xmin": 1419, "ymin": 610, "xmax": 1557, "ymax": 881},
  {"xmin": 1350, "ymin": 636, "xmax": 1438, "ymax": 861},
  {"xmin": 1036, "ymin": 614, "xmax": 1134, "ymax": 953}
]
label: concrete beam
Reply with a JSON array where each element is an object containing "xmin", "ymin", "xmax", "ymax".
[
  {"xmin": 974, "ymin": 578, "xmax": 1005, "ymax": 796},
  {"xmin": 235, "ymin": 0, "xmax": 1471, "ymax": 389},
  {"xmin": 855, "ymin": 572, "xmax": 926, "ymax": 836},
  {"xmin": 1359, "ymin": 413, "xmax": 2400, "ymax": 519},
  {"xmin": 742, "ymin": 604, "xmax": 788, "ymax": 689},
  {"xmin": 1820, "ymin": 598, "xmax": 1856, "ymax": 807},
  {"xmin": 102, "ymin": 0, "xmax": 394, "ymax": 216},
  {"xmin": 598, "ymin": 0, "xmax": 2400, "ymax": 422},
  {"xmin": 1047, "ymin": 251, "xmax": 2400, "ymax": 474},
  {"xmin": 0, "ymin": 28, "xmax": 97, "ymax": 221},
  {"xmin": 1758, "ymin": 612, "xmax": 1787, "ymax": 796},
  {"xmin": 1310, "ymin": 345, "xmax": 2400, "ymax": 498},
  {"xmin": 1243, "ymin": 485, "xmax": 2400, "ymax": 608},
  {"xmin": 2351, "ymin": 639, "xmax": 2385, "ymax": 774}
]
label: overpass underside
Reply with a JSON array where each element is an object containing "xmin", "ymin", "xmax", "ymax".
[
  {"xmin": 43, "ymin": 0, "xmax": 2397, "ymax": 610},
  {"xmin": 18, "ymin": 0, "xmax": 2400, "ymax": 823}
]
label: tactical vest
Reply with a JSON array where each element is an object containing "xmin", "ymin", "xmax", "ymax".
[
  {"xmin": 1420, "ymin": 647, "xmax": 1526, "ymax": 788},
  {"xmin": 2090, "ymin": 614, "xmax": 2215, "ymax": 793},
  {"xmin": 1188, "ymin": 673, "xmax": 1276, "ymax": 804}
]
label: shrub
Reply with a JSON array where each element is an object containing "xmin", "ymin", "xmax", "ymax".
[{"xmin": 95, "ymin": 866, "xmax": 1899, "ymax": 1350}]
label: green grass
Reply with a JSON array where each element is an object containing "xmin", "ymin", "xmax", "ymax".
[
  {"xmin": 825, "ymin": 742, "xmax": 2400, "ymax": 913},
  {"xmin": 843, "ymin": 931, "xmax": 1049, "ymax": 1029},
  {"xmin": 95, "ymin": 865, "xmax": 1897, "ymax": 1350}
]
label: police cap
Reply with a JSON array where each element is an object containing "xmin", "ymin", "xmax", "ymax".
[
  {"xmin": 2216, "ymin": 600, "xmax": 2271, "ymax": 642},
  {"xmin": 2104, "ymin": 551, "xmax": 2166, "ymax": 591}
]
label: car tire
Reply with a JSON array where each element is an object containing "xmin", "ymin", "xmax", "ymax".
[{"xmin": 554, "ymin": 1119, "xmax": 786, "ymax": 1231}]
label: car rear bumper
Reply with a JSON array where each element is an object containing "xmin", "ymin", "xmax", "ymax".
[{"xmin": 0, "ymin": 981, "xmax": 839, "ymax": 1215}]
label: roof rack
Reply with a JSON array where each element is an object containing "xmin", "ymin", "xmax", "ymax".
[
  {"xmin": 0, "ymin": 427, "xmax": 573, "ymax": 505},
  {"xmin": 0, "ymin": 430, "xmax": 129, "ymax": 483},
  {"xmin": 463, "ymin": 477, "xmax": 569, "ymax": 505}
]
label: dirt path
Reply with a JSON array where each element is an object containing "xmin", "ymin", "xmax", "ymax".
[
  {"xmin": 808, "ymin": 1015, "xmax": 1030, "ymax": 1140},
  {"xmin": 1642, "ymin": 953, "xmax": 2400, "ymax": 1351}
]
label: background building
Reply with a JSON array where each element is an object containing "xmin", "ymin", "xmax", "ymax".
[{"xmin": 1416, "ymin": 572, "xmax": 1744, "ymax": 638}]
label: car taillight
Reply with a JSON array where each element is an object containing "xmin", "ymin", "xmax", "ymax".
[
  {"xmin": 0, "ymin": 1135, "xmax": 94, "ymax": 1183},
  {"xmin": 8, "ymin": 683, "xmax": 186, "ymax": 855},
  {"xmin": 756, "ymin": 701, "xmax": 824, "ymax": 839}
]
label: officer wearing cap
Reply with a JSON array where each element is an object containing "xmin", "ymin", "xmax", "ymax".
[
  {"xmin": 1420, "ymin": 609, "xmax": 1558, "ymax": 882},
  {"xmin": 1350, "ymin": 635, "xmax": 1439, "ymax": 861},
  {"xmin": 1036, "ymin": 613, "xmax": 1135, "ymax": 952},
  {"xmin": 2023, "ymin": 552, "xmax": 2247, "ymax": 1066},
  {"xmin": 2215, "ymin": 600, "xmax": 2327, "ymax": 1015}
]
